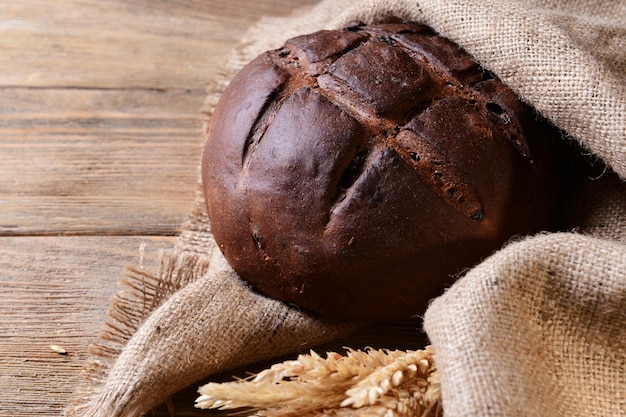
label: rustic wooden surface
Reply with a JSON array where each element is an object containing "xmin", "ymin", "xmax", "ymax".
[{"xmin": 0, "ymin": 1, "xmax": 428, "ymax": 416}]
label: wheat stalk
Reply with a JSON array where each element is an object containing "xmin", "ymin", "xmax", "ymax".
[{"xmin": 196, "ymin": 346, "xmax": 441, "ymax": 417}]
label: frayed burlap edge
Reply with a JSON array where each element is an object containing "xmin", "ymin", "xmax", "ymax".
[{"xmin": 65, "ymin": 251, "xmax": 213, "ymax": 416}]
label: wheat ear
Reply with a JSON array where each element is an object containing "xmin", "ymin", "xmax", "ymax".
[{"xmin": 196, "ymin": 346, "xmax": 441, "ymax": 417}]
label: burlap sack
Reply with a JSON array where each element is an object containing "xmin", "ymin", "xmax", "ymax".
[{"xmin": 66, "ymin": 0, "xmax": 625, "ymax": 416}]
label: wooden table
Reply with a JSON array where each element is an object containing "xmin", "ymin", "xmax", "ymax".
[{"xmin": 0, "ymin": 2, "xmax": 428, "ymax": 416}]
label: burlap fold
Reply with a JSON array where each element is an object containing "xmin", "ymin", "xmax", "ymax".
[
  {"xmin": 424, "ymin": 232, "xmax": 626, "ymax": 417},
  {"xmin": 67, "ymin": 0, "xmax": 625, "ymax": 416}
]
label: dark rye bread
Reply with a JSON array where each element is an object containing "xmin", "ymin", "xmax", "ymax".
[{"xmin": 202, "ymin": 22, "xmax": 561, "ymax": 321}]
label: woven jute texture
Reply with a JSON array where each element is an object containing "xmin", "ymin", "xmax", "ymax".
[{"xmin": 66, "ymin": 0, "xmax": 625, "ymax": 416}]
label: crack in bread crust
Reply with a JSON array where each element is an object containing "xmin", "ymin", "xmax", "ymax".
[{"xmin": 264, "ymin": 24, "xmax": 506, "ymax": 221}]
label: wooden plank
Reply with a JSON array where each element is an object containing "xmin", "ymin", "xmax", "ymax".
[
  {"xmin": 0, "ymin": 0, "xmax": 320, "ymax": 89},
  {"xmin": 0, "ymin": 87, "xmax": 204, "ymax": 235},
  {"xmin": 0, "ymin": 235, "xmax": 177, "ymax": 416}
]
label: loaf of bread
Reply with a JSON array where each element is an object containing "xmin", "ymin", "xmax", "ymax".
[{"xmin": 202, "ymin": 22, "xmax": 561, "ymax": 321}]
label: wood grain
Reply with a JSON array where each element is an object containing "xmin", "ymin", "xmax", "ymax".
[
  {"xmin": 0, "ymin": 87, "xmax": 204, "ymax": 235},
  {"xmin": 0, "ymin": 0, "xmax": 318, "ymax": 89},
  {"xmin": 0, "ymin": 235, "xmax": 176, "ymax": 416}
]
